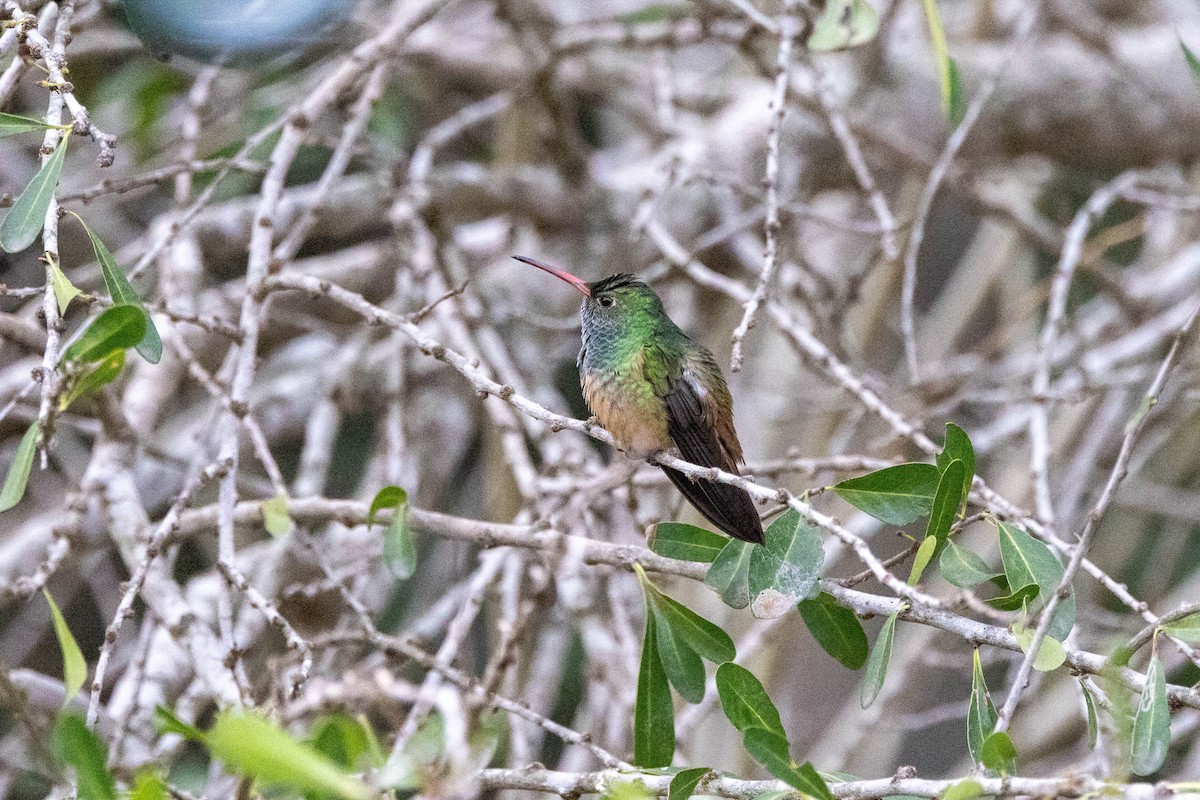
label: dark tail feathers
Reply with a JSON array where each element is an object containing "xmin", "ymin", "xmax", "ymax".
[{"xmin": 661, "ymin": 466, "xmax": 764, "ymax": 544}]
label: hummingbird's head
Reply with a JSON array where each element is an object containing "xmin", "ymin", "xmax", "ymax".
[{"xmin": 513, "ymin": 256, "xmax": 665, "ymax": 336}]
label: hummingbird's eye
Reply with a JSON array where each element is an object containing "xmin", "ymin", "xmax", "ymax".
[{"xmin": 598, "ymin": 296, "xmax": 615, "ymax": 308}]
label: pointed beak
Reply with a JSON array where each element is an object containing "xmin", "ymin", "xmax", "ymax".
[{"xmin": 513, "ymin": 255, "xmax": 591, "ymax": 297}]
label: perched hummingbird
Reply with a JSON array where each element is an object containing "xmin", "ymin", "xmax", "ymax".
[{"xmin": 515, "ymin": 256, "xmax": 764, "ymax": 544}]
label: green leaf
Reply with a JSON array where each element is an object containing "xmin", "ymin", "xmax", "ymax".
[
  {"xmin": 833, "ymin": 463, "xmax": 939, "ymax": 525},
  {"xmin": 946, "ymin": 57, "xmax": 966, "ymax": 126},
  {"xmin": 668, "ymin": 767, "xmax": 710, "ymax": 800},
  {"xmin": 939, "ymin": 540, "xmax": 997, "ymax": 588},
  {"xmin": 860, "ymin": 609, "xmax": 900, "ymax": 709},
  {"xmin": 646, "ymin": 585, "xmax": 736, "ymax": 664},
  {"xmin": 53, "ymin": 713, "xmax": 115, "ymax": 800},
  {"xmin": 936, "ymin": 423, "xmax": 974, "ymax": 503},
  {"xmin": 383, "ymin": 713, "xmax": 445, "ymax": 790},
  {"xmin": 806, "ymin": 0, "xmax": 879, "ymax": 52},
  {"xmin": 1012, "ymin": 620, "xmax": 1067, "ymax": 672},
  {"xmin": 61, "ymin": 350, "xmax": 126, "ymax": 411},
  {"xmin": 1181, "ymin": 36, "xmax": 1200, "ymax": 83},
  {"xmin": 741, "ymin": 730, "xmax": 834, "ymax": 800},
  {"xmin": 649, "ymin": 598, "xmax": 706, "ymax": 704},
  {"xmin": 0, "ymin": 133, "xmax": 68, "ymax": 253},
  {"xmin": 129, "ymin": 771, "xmax": 167, "ymax": 800},
  {"xmin": 0, "ymin": 112, "xmax": 57, "ymax": 138},
  {"xmin": 49, "ymin": 259, "xmax": 82, "ymax": 316},
  {"xmin": 942, "ymin": 779, "xmax": 983, "ymax": 800},
  {"xmin": 919, "ymin": 0, "xmax": 961, "ymax": 125},
  {"xmin": 923, "ymin": 459, "xmax": 965, "ymax": 557},
  {"xmin": 206, "ymin": 710, "xmax": 371, "ymax": 800},
  {"xmin": 61, "ymin": 306, "xmax": 148, "ymax": 364},
  {"xmin": 980, "ymin": 731, "xmax": 1017, "ymax": 775},
  {"xmin": 606, "ymin": 780, "xmax": 655, "ymax": 800},
  {"xmin": 996, "ymin": 521, "xmax": 1074, "ymax": 640},
  {"xmin": 1081, "ymin": 682, "xmax": 1099, "ymax": 749},
  {"xmin": 705, "ymin": 538, "xmax": 754, "ymax": 609},
  {"xmin": 44, "ymin": 590, "xmax": 87, "ymax": 706},
  {"xmin": 154, "ymin": 705, "xmax": 206, "ymax": 742},
  {"xmin": 311, "ymin": 715, "xmax": 376, "ymax": 770},
  {"xmin": 907, "ymin": 534, "xmax": 938, "ymax": 586},
  {"xmin": 748, "ymin": 508, "xmax": 823, "ymax": 609},
  {"xmin": 652, "ymin": 523, "xmax": 727, "ymax": 563},
  {"xmin": 369, "ymin": 485, "xmax": 415, "ymax": 580},
  {"xmin": 0, "ymin": 422, "xmax": 38, "ymax": 513},
  {"xmin": 966, "ymin": 649, "xmax": 998, "ymax": 765},
  {"xmin": 984, "ymin": 583, "xmax": 1039, "ymax": 611},
  {"xmin": 634, "ymin": 612, "xmax": 675, "ymax": 767},
  {"xmin": 1162, "ymin": 612, "xmax": 1200, "ymax": 643},
  {"xmin": 74, "ymin": 215, "xmax": 162, "ymax": 363},
  {"xmin": 715, "ymin": 663, "xmax": 784, "ymax": 738},
  {"xmin": 468, "ymin": 707, "xmax": 505, "ymax": 772},
  {"xmin": 262, "ymin": 493, "xmax": 292, "ymax": 537},
  {"xmin": 797, "ymin": 593, "xmax": 867, "ymax": 670},
  {"xmin": 1131, "ymin": 652, "xmax": 1170, "ymax": 775}
]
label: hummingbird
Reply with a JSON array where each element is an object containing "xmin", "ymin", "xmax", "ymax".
[{"xmin": 514, "ymin": 256, "xmax": 764, "ymax": 544}]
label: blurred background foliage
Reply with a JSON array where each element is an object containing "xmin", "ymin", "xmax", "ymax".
[{"xmin": 2, "ymin": 0, "xmax": 1200, "ymax": 796}]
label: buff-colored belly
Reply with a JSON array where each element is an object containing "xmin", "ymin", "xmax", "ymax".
[{"xmin": 583, "ymin": 370, "xmax": 670, "ymax": 459}]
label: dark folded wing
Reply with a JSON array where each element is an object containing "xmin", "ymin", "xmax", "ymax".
[{"xmin": 662, "ymin": 377, "xmax": 763, "ymax": 544}]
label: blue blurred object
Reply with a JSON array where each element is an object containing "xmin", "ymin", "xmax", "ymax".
[{"xmin": 123, "ymin": 0, "xmax": 353, "ymax": 65}]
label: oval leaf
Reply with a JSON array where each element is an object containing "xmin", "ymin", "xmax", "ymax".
[
  {"xmin": 668, "ymin": 767, "xmax": 710, "ymax": 800},
  {"xmin": 942, "ymin": 779, "xmax": 983, "ymax": 800},
  {"xmin": 984, "ymin": 583, "xmax": 1040, "ymax": 611},
  {"xmin": 652, "ymin": 523, "xmax": 727, "ymax": 563},
  {"xmin": 1, "ymin": 133, "xmax": 69, "ymax": 253},
  {"xmin": 634, "ymin": 612, "xmax": 675, "ymax": 767},
  {"xmin": 939, "ymin": 540, "xmax": 997, "ymax": 588},
  {"xmin": 262, "ymin": 493, "xmax": 292, "ymax": 537},
  {"xmin": 907, "ymin": 534, "xmax": 938, "ymax": 586},
  {"xmin": 650, "ymin": 599, "xmax": 706, "ymax": 704},
  {"xmin": 0, "ymin": 112, "xmax": 57, "ymax": 138},
  {"xmin": 154, "ymin": 704, "xmax": 207, "ymax": 742},
  {"xmin": 53, "ymin": 713, "xmax": 116, "ymax": 800},
  {"xmin": 62, "ymin": 306, "xmax": 148, "ymax": 364},
  {"xmin": 980, "ymin": 731, "xmax": 1017, "ymax": 775},
  {"xmin": 368, "ymin": 485, "xmax": 406, "ymax": 527},
  {"xmin": 45, "ymin": 589, "xmax": 87, "ymax": 705},
  {"xmin": 75, "ymin": 215, "xmax": 162, "ymax": 363},
  {"xmin": 1081, "ymin": 682, "xmax": 1099, "ymax": 749},
  {"xmin": 129, "ymin": 771, "xmax": 167, "ymax": 800},
  {"xmin": 748, "ymin": 509, "xmax": 823, "ymax": 610},
  {"xmin": 923, "ymin": 459, "xmax": 965, "ymax": 556},
  {"xmin": 797, "ymin": 593, "xmax": 867, "ymax": 670},
  {"xmin": 61, "ymin": 350, "xmax": 126, "ymax": 411},
  {"xmin": 369, "ymin": 486, "xmax": 415, "ymax": 579},
  {"xmin": 1182, "ymin": 36, "xmax": 1200, "ymax": 82},
  {"xmin": 966, "ymin": 649, "xmax": 998, "ymax": 765},
  {"xmin": 860, "ymin": 609, "xmax": 900, "ymax": 708},
  {"xmin": 807, "ymin": 0, "xmax": 879, "ymax": 52},
  {"xmin": 705, "ymin": 538, "xmax": 754, "ymax": 609},
  {"xmin": 206, "ymin": 710, "xmax": 371, "ymax": 800},
  {"xmin": 996, "ymin": 522, "xmax": 1074, "ymax": 640},
  {"xmin": 1012, "ymin": 621, "xmax": 1067, "ymax": 672},
  {"xmin": 1162, "ymin": 612, "xmax": 1200, "ymax": 643},
  {"xmin": 647, "ymin": 586, "xmax": 736, "ymax": 664},
  {"xmin": 741, "ymin": 731, "xmax": 834, "ymax": 800},
  {"xmin": 0, "ymin": 422, "xmax": 39, "ymax": 513},
  {"xmin": 49, "ymin": 259, "xmax": 82, "ymax": 316},
  {"xmin": 1131, "ymin": 652, "xmax": 1170, "ymax": 776},
  {"xmin": 833, "ymin": 463, "xmax": 939, "ymax": 525},
  {"xmin": 715, "ymin": 663, "xmax": 784, "ymax": 738},
  {"xmin": 936, "ymin": 423, "xmax": 975, "ymax": 503}
]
